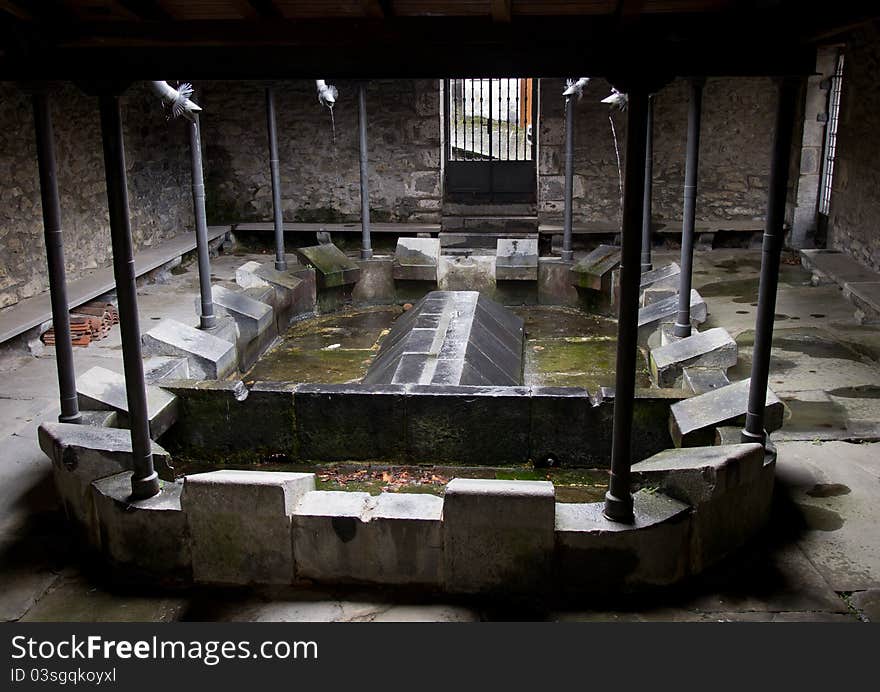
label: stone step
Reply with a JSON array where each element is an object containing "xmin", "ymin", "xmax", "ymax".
[
  {"xmin": 207, "ymin": 285, "xmax": 276, "ymax": 371},
  {"xmin": 142, "ymin": 318, "xmax": 237, "ymax": 380},
  {"xmin": 640, "ymin": 262, "xmax": 680, "ymax": 291},
  {"xmin": 76, "ymin": 365, "xmax": 179, "ymax": 439},
  {"xmin": 235, "ymin": 261, "xmax": 311, "ymax": 331},
  {"xmin": 682, "ymin": 367, "xmax": 731, "ymax": 395},
  {"xmin": 669, "ymin": 378, "xmax": 784, "ymax": 447},
  {"xmin": 393, "ymin": 237, "xmax": 441, "ymax": 282},
  {"xmin": 495, "ymin": 238, "xmax": 538, "ymax": 281},
  {"xmin": 638, "ymin": 289, "xmax": 707, "ymax": 341},
  {"xmin": 569, "ymin": 244, "xmax": 620, "ymax": 292},
  {"xmin": 142, "ymin": 356, "xmax": 190, "ymax": 384},
  {"xmin": 439, "ymin": 231, "xmax": 538, "ymax": 250},
  {"xmin": 297, "ymin": 243, "xmax": 360, "ymax": 289},
  {"xmin": 650, "ymin": 327, "xmax": 737, "ymax": 387}
]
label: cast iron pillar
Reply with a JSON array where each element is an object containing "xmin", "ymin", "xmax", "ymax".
[
  {"xmin": 561, "ymin": 94, "xmax": 575, "ymax": 262},
  {"xmin": 265, "ymin": 86, "xmax": 287, "ymax": 272},
  {"xmin": 188, "ymin": 113, "xmax": 216, "ymax": 330},
  {"xmin": 673, "ymin": 78, "xmax": 705, "ymax": 338},
  {"xmin": 640, "ymin": 95, "xmax": 655, "ymax": 273},
  {"xmin": 31, "ymin": 88, "xmax": 81, "ymax": 424},
  {"xmin": 98, "ymin": 91, "xmax": 159, "ymax": 500},
  {"xmin": 358, "ymin": 83, "xmax": 373, "ymax": 260},
  {"xmin": 604, "ymin": 86, "xmax": 650, "ymax": 524},
  {"xmin": 741, "ymin": 77, "xmax": 800, "ymax": 447}
]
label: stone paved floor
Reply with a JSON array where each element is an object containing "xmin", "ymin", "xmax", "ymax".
[{"xmin": 1, "ymin": 248, "xmax": 878, "ymax": 622}]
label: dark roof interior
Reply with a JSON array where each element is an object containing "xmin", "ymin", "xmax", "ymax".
[{"xmin": 0, "ymin": 2, "xmax": 877, "ymax": 79}]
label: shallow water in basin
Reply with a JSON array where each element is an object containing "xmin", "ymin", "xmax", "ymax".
[{"xmin": 244, "ymin": 303, "xmax": 650, "ymax": 391}]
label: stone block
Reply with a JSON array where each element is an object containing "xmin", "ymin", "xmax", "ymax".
[
  {"xmin": 293, "ymin": 491, "xmax": 443, "ymax": 586},
  {"xmin": 206, "ymin": 285, "xmax": 276, "ymax": 370},
  {"xmin": 182, "ymin": 470, "xmax": 315, "ymax": 585},
  {"xmin": 537, "ymin": 258, "xmax": 580, "ymax": 306},
  {"xmin": 392, "ymin": 237, "xmax": 440, "ymax": 282},
  {"xmin": 682, "ymin": 367, "xmax": 730, "ymax": 395},
  {"xmin": 290, "ymin": 267, "xmax": 318, "ymax": 316},
  {"xmin": 142, "ymin": 319, "xmax": 237, "ymax": 380},
  {"xmin": 76, "ymin": 365, "xmax": 179, "ymax": 439},
  {"xmin": 641, "ymin": 286, "xmax": 677, "ymax": 307},
  {"xmin": 297, "ymin": 244, "xmax": 361, "ymax": 288},
  {"xmin": 555, "ymin": 490, "xmax": 692, "ymax": 591},
  {"xmin": 631, "ymin": 443, "xmax": 765, "ymax": 505},
  {"xmin": 569, "ymin": 244, "xmax": 620, "ymax": 293},
  {"xmin": 91, "ymin": 473, "xmax": 191, "ymax": 583},
  {"xmin": 294, "ymin": 384, "xmax": 406, "ymax": 461},
  {"xmin": 443, "ymin": 478, "xmax": 555, "ymax": 594},
  {"xmin": 496, "ymin": 238, "xmax": 539, "ymax": 281},
  {"xmin": 669, "ymin": 378, "xmax": 783, "ymax": 447},
  {"xmin": 638, "ymin": 289, "xmax": 707, "ymax": 341},
  {"xmin": 353, "ymin": 256, "xmax": 395, "ymax": 304},
  {"xmin": 529, "ymin": 386, "xmax": 595, "ymax": 467},
  {"xmin": 38, "ymin": 422, "xmax": 171, "ymax": 540},
  {"xmin": 650, "ymin": 327, "xmax": 738, "ymax": 387},
  {"xmin": 640, "ymin": 262, "xmax": 680, "ymax": 291},
  {"xmin": 236, "ymin": 261, "xmax": 310, "ymax": 330},
  {"xmin": 142, "ymin": 356, "xmax": 190, "ymax": 384},
  {"xmin": 405, "ymin": 385, "xmax": 531, "ymax": 464}
]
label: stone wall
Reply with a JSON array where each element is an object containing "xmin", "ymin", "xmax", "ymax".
[
  {"xmin": 0, "ymin": 82, "xmax": 193, "ymax": 309},
  {"xmin": 828, "ymin": 23, "xmax": 880, "ymax": 272},
  {"xmin": 197, "ymin": 79, "xmax": 441, "ymax": 225},
  {"xmin": 537, "ymin": 77, "xmax": 778, "ymax": 226}
]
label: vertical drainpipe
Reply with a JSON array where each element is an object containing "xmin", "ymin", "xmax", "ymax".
[
  {"xmin": 31, "ymin": 88, "xmax": 81, "ymax": 424},
  {"xmin": 741, "ymin": 77, "xmax": 799, "ymax": 448},
  {"xmin": 640, "ymin": 95, "xmax": 655, "ymax": 273},
  {"xmin": 98, "ymin": 90, "xmax": 159, "ymax": 501},
  {"xmin": 265, "ymin": 86, "xmax": 287, "ymax": 272},
  {"xmin": 604, "ymin": 86, "xmax": 650, "ymax": 524},
  {"xmin": 188, "ymin": 113, "xmax": 216, "ymax": 329},
  {"xmin": 358, "ymin": 83, "xmax": 373, "ymax": 260},
  {"xmin": 673, "ymin": 78, "xmax": 705, "ymax": 339},
  {"xmin": 561, "ymin": 95, "xmax": 575, "ymax": 262}
]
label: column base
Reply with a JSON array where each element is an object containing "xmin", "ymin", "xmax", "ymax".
[
  {"xmin": 603, "ymin": 490, "xmax": 635, "ymax": 524},
  {"xmin": 129, "ymin": 470, "xmax": 160, "ymax": 501}
]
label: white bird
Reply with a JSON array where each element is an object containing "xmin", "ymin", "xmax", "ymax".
[
  {"xmin": 316, "ymin": 80, "xmax": 338, "ymax": 108},
  {"xmin": 563, "ymin": 77, "xmax": 591, "ymax": 100},
  {"xmin": 150, "ymin": 81, "xmax": 201, "ymax": 120},
  {"xmin": 601, "ymin": 88, "xmax": 628, "ymax": 110}
]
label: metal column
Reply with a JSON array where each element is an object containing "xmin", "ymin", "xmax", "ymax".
[
  {"xmin": 188, "ymin": 113, "xmax": 216, "ymax": 330},
  {"xmin": 265, "ymin": 86, "xmax": 287, "ymax": 272},
  {"xmin": 604, "ymin": 87, "xmax": 650, "ymax": 524},
  {"xmin": 358, "ymin": 83, "xmax": 373, "ymax": 260},
  {"xmin": 742, "ymin": 77, "xmax": 800, "ymax": 447},
  {"xmin": 673, "ymin": 79, "xmax": 704, "ymax": 338},
  {"xmin": 640, "ymin": 95, "xmax": 655, "ymax": 273},
  {"xmin": 561, "ymin": 94, "xmax": 575, "ymax": 262},
  {"xmin": 32, "ymin": 89, "xmax": 81, "ymax": 425},
  {"xmin": 98, "ymin": 92, "xmax": 159, "ymax": 501}
]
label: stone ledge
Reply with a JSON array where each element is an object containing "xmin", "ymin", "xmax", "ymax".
[
  {"xmin": 555, "ymin": 490, "xmax": 691, "ymax": 590},
  {"xmin": 91, "ymin": 473, "xmax": 191, "ymax": 583},
  {"xmin": 182, "ymin": 470, "xmax": 315, "ymax": 585},
  {"xmin": 293, "ymin": 491, "xmax": 443, "ymax": 586}
]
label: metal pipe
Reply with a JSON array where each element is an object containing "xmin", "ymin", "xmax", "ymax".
[
  {"xmin": 742, "ymin": 77, "xmax": 800, "ymax": 447},
  {"xmin": 604, "ymin": 87, "xmax": 650, "ymax": 525},
  {"xmin": 358, "ymin": 83, "xmax": 373, "ymax": 260},
  {"xmin": 673, "ymin": 78, "xmax": 704, "ymax": 338},
  {"xmin": 561, "ymin": 95, "xmax": 575, "ymax": 262},
  {"xmin": 188, "ymin": 113, "xmax": 215, "ymax": 329},
  {"xmin": 265, "ymin": 86, "xmax": 287, "ymax": 272},
  {"xmin": 32, "ymin": 90, "xmax": 81, "ymax": 425},
  {"xmin": 98, "ymin": 93, "xmax": 159, "ymax": 501},
  {"xmin": 641, "ymin": 95, "xmax": 655, "ymax": 273}
]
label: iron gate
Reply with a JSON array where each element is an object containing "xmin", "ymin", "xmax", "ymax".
[{"xmin": 444, "ymin": 77, "xmax": 537, "ymax": 203}]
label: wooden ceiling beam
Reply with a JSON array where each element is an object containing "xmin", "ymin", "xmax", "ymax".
[{"xmin": 0, "ymin": 1, "xmax": 31, "ymax": 20}]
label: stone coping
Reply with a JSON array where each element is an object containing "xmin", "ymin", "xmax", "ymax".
[
  {"xmin": 40, "ymin": 420, "xmax": 775, "ymax": 594},
  {"xmin": 160, "ymin": 378, "xmax": 689, "ymax": 467}
]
